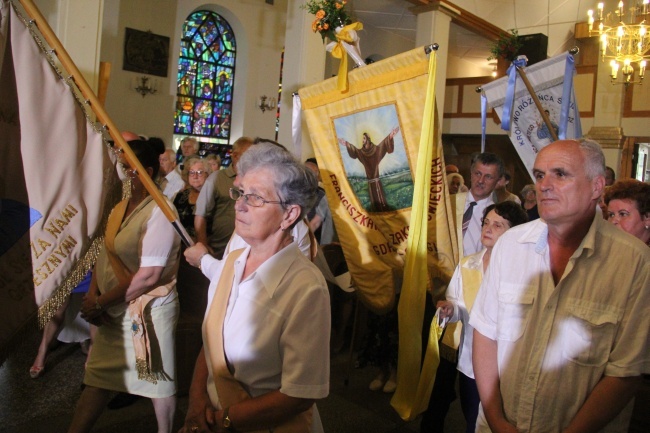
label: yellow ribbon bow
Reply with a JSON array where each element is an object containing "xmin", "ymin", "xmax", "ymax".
[{"xmin": 330, "ymin": 22, "xmax": 363, "ymax": 92}]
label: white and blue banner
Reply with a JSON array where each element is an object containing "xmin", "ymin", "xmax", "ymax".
[{"xmin": 481, "ymin": 52, "xmax": 582, "ymax": 179}]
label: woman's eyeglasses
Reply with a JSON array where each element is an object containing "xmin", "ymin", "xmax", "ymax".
[
  {"xmin": 228, "ymin": 188, "xmax": 285, "ymax": 207},
  {"xmin": 188, "ymin": 170, "xmax": 207, "ymax": 177}
]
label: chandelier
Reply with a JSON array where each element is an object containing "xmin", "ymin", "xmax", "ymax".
[{"xmin": 588, "ymin": 1, "xmax": 650, "ymax": 87}]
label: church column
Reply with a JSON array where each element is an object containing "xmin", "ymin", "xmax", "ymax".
[
  {"xmin": 277, "ymin": 0, "xmax": 327, "ymax": 157},
  {"xmin": 414, "ymin": 7, "xmax": 451, "ymax": 125},
  {"xmin": 34, "ymin": 0, "xmax": 104, "ymax": 93}
]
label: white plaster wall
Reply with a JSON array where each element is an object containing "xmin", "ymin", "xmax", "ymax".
[{"xmin": 33, "ymin": 0, "xmax": 104, "ymax": 92}]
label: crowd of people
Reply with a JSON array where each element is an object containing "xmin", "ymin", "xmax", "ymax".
[{"xmin": 29, "ymin": 133, "xmax": 648, "ymax": 433}]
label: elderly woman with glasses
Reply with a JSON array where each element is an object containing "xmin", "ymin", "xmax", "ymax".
[
  {"xmin": 181, "ymin": 143, "xmax": 330, "ymax": 433},
  {"xmin": 174, "ymin": 156, "xmax": 212, "ymax": 241}
]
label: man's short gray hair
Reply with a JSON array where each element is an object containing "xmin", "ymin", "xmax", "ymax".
[
  {"xmin": 237, "ymin": 143, "xmax": 318, "ymax": 227},
  {"xmin": 471, "ymin": 152, "xmax": 505, "ymax": 178},
  {"xmin": 181, "ymin": 137, "xmax": 199, "ymax": 152},
  {"xmin": 164, "ymin": 148, "xmax": 176, "ymax": 161},
  {"xmin": 577, "ymin": 138, "xmax": 606, "ymax": 180}
]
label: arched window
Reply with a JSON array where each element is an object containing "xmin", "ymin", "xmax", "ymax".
[{"xmin": 174, "ymin": 10, "xmax": 235, "ymax": 144}]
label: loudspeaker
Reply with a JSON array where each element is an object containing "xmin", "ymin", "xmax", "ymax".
[{"xmin": 517, "ymin": 33, "xmax": 548, "ymax": 66}]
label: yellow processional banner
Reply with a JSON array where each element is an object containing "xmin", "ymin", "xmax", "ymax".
[{"xmin": 300, "ymin": 47, "xmax": 458, "ymax": 419}]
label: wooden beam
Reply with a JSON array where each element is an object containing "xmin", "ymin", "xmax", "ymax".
[{"xmin": 405, "ymin": 0, "xmax": 505, "ymax": 41}]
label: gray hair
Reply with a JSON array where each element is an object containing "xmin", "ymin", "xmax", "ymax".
[
  {"xmin": 163, "ymin": 148, "xmax": 176, "ymax": 161},
  {"xmin": 577, "ymin": 138, "xmax": 606, "ymax": 180},
  {"xmin": 181, "ymin": 137, "xmax": 199, "ymax": 152},
  {"xmin": 471, "ymin": 152, "xmax": 505, "ymax": 178},
  {"xmin": 181, "ymin": 156, "xmax": 212, "ymax": 182},
  {"xmin": 521, "ymin": 184, "xmax": 536, "ymax": 197},
  {"xmin": 205, "ymin": 153, "xmax": 221, "ymax": 166},
  {"xmin": 237, "ymin": 142, "xmax": 318, "ymax": 227}
]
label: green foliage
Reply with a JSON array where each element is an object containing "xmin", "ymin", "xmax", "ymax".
[{"xmin": 487, "ymin": 29, "xmax": 523, "ymax": 62}]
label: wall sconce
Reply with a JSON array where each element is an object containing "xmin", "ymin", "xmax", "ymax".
[
  {"xmin": 257, "ymin": 95, "xmax": 277, "ymax": 113},
  {"xmin": 134, "ymin": 75, "xmax": 158, "ymax": 97}
]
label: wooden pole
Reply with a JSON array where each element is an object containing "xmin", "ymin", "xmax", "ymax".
[
  {"xmin": 515, "ymin": 65, "xmax": 559, "ymax": 142},
  {"xmin": 17, "ymin": 0, "xmax": 193, "ymax": 246}
]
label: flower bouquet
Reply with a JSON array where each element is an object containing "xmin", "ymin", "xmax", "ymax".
[{"xmin": 302, "ymin": 0, "xmax": 351, "ymax": 42}]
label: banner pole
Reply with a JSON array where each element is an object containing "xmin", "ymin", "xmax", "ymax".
[
  {"xmin": 16, "ymin": 0, "xmax": 194, "ymax": 247},
  {"xmin": 515, "ymin": 65, "xmax": 559, "ymax": 142}
]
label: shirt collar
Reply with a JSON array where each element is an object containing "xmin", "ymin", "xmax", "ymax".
[
  {"xmin": 467, "ymin": 191, "xmax": 493, "ymax": 205},
  {"xmin": 517, "ymin": 213, "xmax": 600, "ymax": 257},
  {"xmin": 463, "ymin": 249, "xmax": 487, "ymax": 269},
  {"xmin": 224, "ymin": 165, "xmax": 236, "ymax": 178},
  {"xmin": 237, "ymin": 242, "xmax": 301, "ymax": 298},
  {"xmin": 571, "ymin": 212, "xmax": 600, "ymax": 259}
]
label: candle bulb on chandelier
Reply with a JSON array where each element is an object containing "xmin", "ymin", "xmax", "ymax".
[
  {"xmin": 611, "ymin": 60, "xmax": 619, "ymax": 79},
  {"xmin": 618, "ymin": 1, "xmax": 624, "ymax": 20},
  {"xmin": 598, "ymin": 2, "xmax": 604, "ymax": 20},
  {"xmin": 641, "ymin": 60, "xmax": 647, "ymax": 79}
]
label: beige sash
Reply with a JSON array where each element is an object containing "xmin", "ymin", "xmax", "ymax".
[
  {"xmin": 105, "ymin": 197, "xmax": 174, "ymax": 383},
  {"xmin": 460, "ymin": 263, "xmax": 483, "ymax": 314},
  {"xmin": 439, "ymin": 252, "xmax": 479, "ymax": 363},
  {"xmin": 204, "ymin": 249, "xmax": 313, "ymax": 433}
]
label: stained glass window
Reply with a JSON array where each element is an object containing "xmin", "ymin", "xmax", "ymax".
[{"xmin": 174, "ymin": 11, "xmax": 235, "ymax": 143}]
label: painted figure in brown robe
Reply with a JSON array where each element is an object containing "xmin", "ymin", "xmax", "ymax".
[{"xmin": 338, "ymin": 126, "xmax": 399, "ymax": 212}]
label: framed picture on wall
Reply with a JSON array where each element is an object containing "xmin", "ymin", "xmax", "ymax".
[{"xmin": 123, "ymin": 28, "xmax": 170, "ymax": 77}]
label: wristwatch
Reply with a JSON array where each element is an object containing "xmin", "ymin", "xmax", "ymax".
[{"xmin": 222, "ymin": 407, "xmax": 234, "ymax": 431}]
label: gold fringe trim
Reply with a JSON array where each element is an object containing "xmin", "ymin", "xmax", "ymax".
[
  {"xmin": 135, "ymin": 357, "xmax": 158, "ymax": 384},
  {"xmin": 37, "ymin": 236, "xmax": 103, "ymax": 327}
]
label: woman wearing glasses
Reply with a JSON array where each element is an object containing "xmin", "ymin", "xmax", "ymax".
[
  {"xmin": 182, "ymin": 143, "xmax": 330, "ymax": 433},
  {"xmin": 173, "ymin": 157, "xmax": 213, "ymax": 241},
  {"xmin": 70, "ymin": 139, "xmax": 181, "ymax": 433}
]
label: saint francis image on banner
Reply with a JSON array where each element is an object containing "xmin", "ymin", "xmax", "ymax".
[{"xmin": 334, "ymin": 104, "xmax": 414, "ymax": 213}]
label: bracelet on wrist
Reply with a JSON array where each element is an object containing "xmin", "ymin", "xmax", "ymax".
[{"xmin": 94, "ymin": 297, "xmax": 103, "ymax": 312}]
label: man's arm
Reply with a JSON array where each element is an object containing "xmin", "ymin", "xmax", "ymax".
[
  {"xmin": 194, "ymin": 215, "xmax": 209, "ymax": 247},
  {"xmin": 562, "ymin": 375, "xmax": 641, "ymax": 433},
  {"xmin": 473, "ymin": 329, "xmax": 518, "ymax": 433},
  {"xmin": 194, "ymin": 172, "xmax": 217, "ymax": 252}
]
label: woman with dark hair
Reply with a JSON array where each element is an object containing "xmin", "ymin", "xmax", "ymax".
[
  {"xmin": 604, "ymin": 178, "xmax": 650, "ymax": 246},
  {"xmin": 436, "ymin": 201, "xmax": 528, "ymax": 433},
  {"xmin": 69, "ymin": 139, "xmax": 181, "ymax": 433},
  {"xmin": 181, "ymin": 142, "xmax": 330, "ymax": 433}
]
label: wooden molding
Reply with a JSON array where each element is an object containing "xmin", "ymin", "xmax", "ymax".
[{"xmin": 406, "ymin": 0, "xmax": 504, "ymax": 41}]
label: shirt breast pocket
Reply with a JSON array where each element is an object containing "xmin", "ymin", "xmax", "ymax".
[
  {"xmin": 496, "ymin": 286, "xmax": 535, "ymax": 342},
  {"xmin": 562, "ymin": 300, "xmax": 621, "ymax": 367}
]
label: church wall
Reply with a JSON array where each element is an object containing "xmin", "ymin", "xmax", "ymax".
[{"xmin": 100, "ymin": 0, "xmax": 178, "ymax": 145}]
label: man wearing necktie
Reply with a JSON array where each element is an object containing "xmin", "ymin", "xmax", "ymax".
[{"xmin": 461, "ymin": 153, "xmax": 504, "ymax": 257}]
